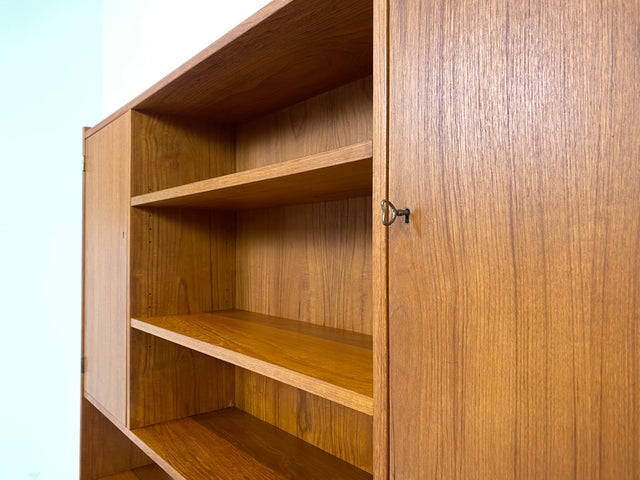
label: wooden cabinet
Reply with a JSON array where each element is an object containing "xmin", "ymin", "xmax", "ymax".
[{"xmin": 81, "ymin": 0, "xmax": 639, "ymax": 479}]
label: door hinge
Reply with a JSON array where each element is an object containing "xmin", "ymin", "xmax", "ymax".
[
  {"xmin": 81, "ymin": 357, "xmax": 85, "ymax": 374},
  {"xmin": 82, "ymin": 155, "xmax": 86, "ymax": 172}
]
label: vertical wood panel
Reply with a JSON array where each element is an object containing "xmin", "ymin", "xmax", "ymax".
[
  {"xmin": 80, "ymin": 398, "xmax": 152, "ymax": 480},
  {"xmin": 130, "ymin": 208, "xmax": 235, "ymax": 318},
  {"xmin": 235, "ymin": 368, "xmax": 373, "ymax": 473},
  {"xmin": 388, "ymin": 0, "xmax": 640, "ymax": 478},
  {"xmin": 84, "ymin": 112, "xmax": 131, "ymax": 423},
  {"xmin": 236, "ymin": 197, "xmax": 372, "ymax": 334},
  {"xmin": 235, "ymin": 77, "xmax": 372, "ymax": 171},
  {"xmin": 131, "ymin": 111, "xmax": 235, "ymax": 196},
  {"xmin": 129, "ymin": 330, "xmax": 235, "ymax": 429},
  {"xmin": 372, "ymin": 0, "xmax": 389, "ymax": 477}
]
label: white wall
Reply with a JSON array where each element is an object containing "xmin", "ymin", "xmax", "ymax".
[
  {"xmin": 0, "ymin": 1, "xmax": 102, "ymax": 478},
  {"xmin": 103, "ymin": 0, "xmax": 271, "ymax": 116},
  {"xmin": 0, "ymin": 2, "xmax": 273, "ymax": 479}
]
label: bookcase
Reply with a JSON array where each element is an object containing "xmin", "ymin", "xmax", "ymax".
[
  {"xmin": 82, "ymin": 0, "xmax": 640, "ymax": 478},
  {"xmin": 81, "ymin": 1, "xmax": 379, "ymax": 479}
]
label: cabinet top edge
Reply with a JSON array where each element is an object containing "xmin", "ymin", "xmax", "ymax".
[{"xmin": 85, "ymin": 0, "xmax": 373, "ymax": 138}]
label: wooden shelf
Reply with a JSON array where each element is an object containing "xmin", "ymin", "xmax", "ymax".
[
  {"xmin": 98, "ymin": 464, "xmax": 172, "ymax": 480},
  {"xmin": 132, "ymin": 408, "xmax": 372, "ymax": 480},
  {"xmin": 131, "ymin": 310, "xmax": 373, "ymax": 415},
  {"xmin": 130, "ymin": 141, "xmax": 372, "ymax": 209}
]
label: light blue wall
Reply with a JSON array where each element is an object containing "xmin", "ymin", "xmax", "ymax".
[{"xmin": 0, "ymin": 1, "xmax": 102, "ymax": 478}]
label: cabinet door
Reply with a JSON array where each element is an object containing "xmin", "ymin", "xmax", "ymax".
[
  {"xmin": 387, "ymin": 0, "xmax": 639, "ymax": 478},
  {"xmin": 83, "ymin": 112, "xmax": 131, "ymax": 424}
]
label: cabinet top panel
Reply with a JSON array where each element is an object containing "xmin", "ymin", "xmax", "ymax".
[{"xmin": 86, "ymin": 0, "xmax": 373, "ymax": 137}]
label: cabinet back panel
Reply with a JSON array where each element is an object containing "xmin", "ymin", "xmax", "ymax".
[
  {"xmin": 131, "ymin": 111, "xmax": 235, "ymax": 196},
  {"xmin": 235, "ymin": 368, "xmax": 373, "ymax": 474},
  {"xmin": 129, "ymin": 330, "xmax": 235, "ymax": 429},
  {"xmin": 235, "ymin": 197, "xmax": 372, "ymax": 335},
  {"xmin": 235, "ymin": 76, "xmax": 372, "ymax": 171}
]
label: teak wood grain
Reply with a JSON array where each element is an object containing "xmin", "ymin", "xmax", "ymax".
[
  {"xmin": 81, "ymin": 398, "xmax": 152, "ymax": 480},
  {"xmin": 85, "ymin": 0, "xmax": 372, "ymax": 134},
  {"xmin": 130, "ymin": 142, "xmax": 372, "ymax": 209},
  {"xmin": 83, "ymin": 112, "xmax": 131, "ymax": 424},
  {"xmin": 372, "ymin": 0, "xmax": 389, "ymax": 478},
  {"xmin": 97, "ymin": 465, "xmax": 172, "ymax": 480},
  {"xmin": 128, "ymin": 330, "xmax": 235, "ymax": 429},
  {"xmin": 388, "ymin": 0, "xmax": 640, "ymax": 478},
  {"xmin": 236, "ymin": 368, "xmax": 373, "ymax": 473},
  {"xmin": 236, "ymin": 198, "xmax": 373, "ymax": 335},
  {"xmin": 131, "ymin": 111, "xmax": 235, "ymax": 196},
  {"xmin": 131, "ymin": 310, "xmax": 373, "ymax": 415},
  {"xmin": 130, "ymin": 208, "xmax": 235, "ymax": 318},
  {"xmin": 131, "ymin": 408, "xmax": 372, "ymax": 480},
  {"xmin": 235, "ymin": 76, "xmax": 373, "ymax": 171}
]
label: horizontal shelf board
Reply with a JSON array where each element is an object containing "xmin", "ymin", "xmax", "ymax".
[
  {"xmin": 131, "ymin": 310, "xmax": 373, "ymax": 415},
  {"xmin": 131, "ymin": 141, "xmax": 373, "ymax": 209},
  {"xmin": 87, "ymin": 0, "xmax": 372, "ymax": 135},
  {"xmin": 98, "ymin": 465, "xmax": 172, "ymax": 480},
  {"xmin": 132, "ymin": 408, "xmax": 372, "ymax": 480}
]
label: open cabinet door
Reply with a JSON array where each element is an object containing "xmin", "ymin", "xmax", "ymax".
[
  {"xmin": 83, "ymin": 112, "xmax": 131, "ymax": 425},
  {"xmin": 387, "ymin": 0, "xmax": 639, "ymax": 478}
]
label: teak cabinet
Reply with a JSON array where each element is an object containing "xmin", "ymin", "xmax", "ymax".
[{"xmin": 81, "ymin": 1, "xmax": 639, "ymax": 479}]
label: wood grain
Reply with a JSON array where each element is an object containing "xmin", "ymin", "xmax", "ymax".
[
  {"xmin": 372, "ymin": 0, "xmax": 389, "ymax": 478},
  {"xmin": 132, "ymin": 408, "xmax": 372, "ymax": 480},
  {"xmin": 128, "ymin": 330, "xmax": 235, "ymax": 429},
  {"xmin": 235, "ymin": 76, "xmax": 372, "ymax": 171},
  {"xmin": 131, "ymin": 310, "xmax": 373, "ymax": 414},
  {"xmin": 236, "ymin": 368, "xmax": 373, "ymax": 473},
  {"xmin": 86, "ymin": 0, "xmax": 372, "ymax": 134},
  {"xmin": 98, "ymin": 465, "xmax": 172, "ymax": 480},
  {"xmin": 130, "ymin": 208, "xmax": 235, "ymax": 318},
  {"xmin": 80, "ymin": 398, "xmax": 152, "ymax": 480},
  {"xmin": 130, "ymin": 142, "xmax": 372, "ymax": 209},
  {"xmin": 236, "ymin": 197, "xmax": 373, "ymax": 334},
  {"xmin": 83, "ymin": 112, "xmax": 130, "ymax": 424},
  {"xmin": 388, "ymin": 0, "xmax": 640, "ymax": 478},
  {"xmin": 131, "ymin": 111, "xmax": 235, "ymax": 196}
]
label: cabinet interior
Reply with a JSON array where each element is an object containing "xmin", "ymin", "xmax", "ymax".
[
  {"xmin": 81, "ymin": 399, "xmax": 173, "ymax": 480},
  {"xmin": 127, "ymin": 76, "xmax": 374, "ymax": 474}
]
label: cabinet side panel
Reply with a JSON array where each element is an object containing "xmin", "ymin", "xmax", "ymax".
[
  {"xmin": 131, "ymin": 111, "xmax": 235, "ymax": 196},
  {"xmin": 129, "ymin": 330, "xmax": 235, "ymax": 429},
  {"xmin": 236, "ymin": 197, "xmax": 372, "ymax": 334},
  {"xmin": 83, "ymin": 113, "xmax": 131, "ymax": 423},
  {"xmin": 235, "ymin": 368, "xmax": 373, "ymax": 473},
  {"xmin": 235, "ymin": 77, "xmax": 372, "ymax": 171},
  {"xmin": 130, "ymin": 208, "xmax": 235, "ymax": 318},
  {"xmin": 80, "ymin": 398, "xmax": 151, "ymax": 480}
]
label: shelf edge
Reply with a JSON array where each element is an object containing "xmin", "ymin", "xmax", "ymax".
[
  {"xmin": 130, "ymin": 141, "xmax": 373, "ymax": 208},
  {"xmin": 131, "ymin": 317, "xmax": 374, "ymax": 415}
]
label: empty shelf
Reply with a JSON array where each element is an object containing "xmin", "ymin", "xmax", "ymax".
[
  {"xmin": 132, "ymin": 408, "xmax": 372, "ymax": 480},
  {"xmin": 131, "ymin": 310, "xmax": 373, "ymax": 415},
  {"xmin": 131, "ymin": 142, "xmax": 372, "ymax": 209}
]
